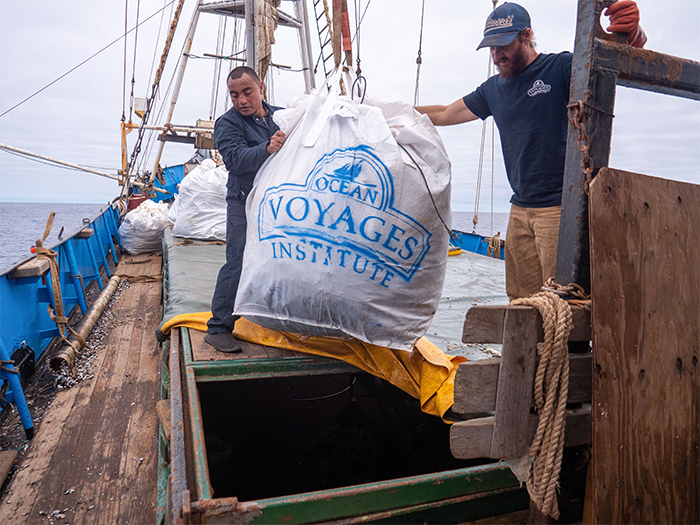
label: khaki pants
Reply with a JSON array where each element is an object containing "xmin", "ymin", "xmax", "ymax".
[{"xmin": 505, "ymin": 204, "xmax": 561, "ymax": 301}]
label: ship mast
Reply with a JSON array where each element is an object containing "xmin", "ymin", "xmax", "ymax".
[{"xmin": 120, "ymin": 0, "xmax": 316, "ymax": 192}]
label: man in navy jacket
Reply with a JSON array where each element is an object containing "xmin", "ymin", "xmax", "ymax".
[{"xmin": 205, "ymin": 66, "xmax": 287, "ymax": 352}]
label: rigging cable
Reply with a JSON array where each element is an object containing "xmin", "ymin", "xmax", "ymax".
[
  {"xmin": 136, "ymin": 0, "xmax": 173, "ymax": 176},
  {"xmin": 473, "ymin": 0, "xmax": 498, "ymax": 235},
  {"xmin": 128, "ymin": 0, "xmax": 143, "ymax": 123},
  {"xmin": 210, "ymin": 16, "xmax": 228, "ymax": 120},
  {"xmin": 398, "ymin": 143, "xmax": 459, "ymax": 244},
  {"xmin": 350, "ymin": 0, "xmax": 366, "ymax": 102},
  {"xmin": 124, "ymin": 0, "xmax": 186, "ymax": 179},
  {"xmin": 123, "ymin": 0, "xmax": 130, "ymax": 123},
  {"xmin": 350, "ymin": 0, "xmax": 372, "ymax": 46},
  {"xmin": 413, "ymin": 0, "xmax": 426, "ymax": 106},
  {"xmin": 0, "ymin": 0, "xmax": 177, "ymax": 119}
]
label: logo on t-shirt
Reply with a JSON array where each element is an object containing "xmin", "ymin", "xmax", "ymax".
[{"xmin": 527, "ymin": 79, "xmax": 551, "ymax": 97}]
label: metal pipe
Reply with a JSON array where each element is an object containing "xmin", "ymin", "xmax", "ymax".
[
  {"xmin": 49, "ymin": 275, "xmax": 121, "ymax": 372},
  {"xmin": 62, "ymin": 239, "xmax": 89, "ymax": 315},
  {"xmin": 0, "ymin": 143, "xmax": 120, "ymax": 181},
  {"xmin": 245, "ymin": 0, "xmax": 256, "ymax": 69},
  {"xmin": 150, "ymin": 0, "xmax": 204, "ymax": 181},
  {"xmin": 295, "ymin": 0, "xmax": 316, "ymax": 92},
  {"xmin": 169, "ymin": 328, "xmax": 189, "ymax": 525},
  {"xmin": 0, "ymin": 344, "xmax": 34, "ymax": 439},
  {"xmin": 126, "ymin": 123, "xmax": 217, "ymax": 133}
]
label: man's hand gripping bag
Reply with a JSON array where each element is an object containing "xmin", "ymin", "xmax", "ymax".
[{"xmin": 235, "ymin": 75, "xmax": 452, "ymax": 351}]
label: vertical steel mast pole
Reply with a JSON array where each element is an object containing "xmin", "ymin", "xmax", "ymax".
[
  {"xmin": 150, "ymin": 0, "xmax": 203, "ymax": 180},
  {"xmin": 295, "ymin": 0, "xmax": 316, "ymax": 93},
  {"xmin": 245, "ymin": 0, "xmax": 256, "ymax": 69}
]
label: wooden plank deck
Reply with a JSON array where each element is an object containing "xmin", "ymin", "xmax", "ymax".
[
  {"xmin": 189, "ymin": 328, "xmax": 300, "ymax": 362},
  {"xmin": 0, "ymin": 253, "xmax": 163, "ymax": 525}
]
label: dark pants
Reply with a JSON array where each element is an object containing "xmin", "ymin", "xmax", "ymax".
[{"xmin": 207, "ymin": 190, "xmax": 247, "ymax": 334}]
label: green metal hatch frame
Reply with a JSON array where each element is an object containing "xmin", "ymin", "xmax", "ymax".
[{"xmin": 159, "ymin": 326, "xmax": 527, "ymax": 524}]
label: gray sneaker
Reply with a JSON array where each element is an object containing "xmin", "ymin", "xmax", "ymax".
[{"xmin": 204, "ymin": 331, "xmax": 243, "ymax": 353}]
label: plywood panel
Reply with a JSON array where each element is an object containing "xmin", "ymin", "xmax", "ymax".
[{"xmin": 589, "ymin": 169, "xmax": 700, "ymax": 524}]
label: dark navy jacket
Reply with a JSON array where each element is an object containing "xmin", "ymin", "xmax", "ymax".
[{"xmin": 214, "ymin": 101, "xmax": 282, "ymax": 197}]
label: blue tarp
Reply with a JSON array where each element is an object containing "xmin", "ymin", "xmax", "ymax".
[{"xmin": 152, "ymin": 164, "xmax": 185, "ymax": 202}]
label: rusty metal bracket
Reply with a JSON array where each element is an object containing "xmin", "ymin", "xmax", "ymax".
[
  {"xmin": 169, "ymin": 328, "xmax": 189, "ymax": 525},
  {"xmin": 556, "ymin": 0, "xmax": 700, "ymax": 293}
]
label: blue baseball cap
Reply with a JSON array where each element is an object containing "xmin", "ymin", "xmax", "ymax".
[{"xmin": 477, "ymin": 2, "xmax": 531, "ymax": 50}]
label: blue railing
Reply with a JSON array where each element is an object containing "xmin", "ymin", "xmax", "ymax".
[{"xmin": 0, "ymin": 204, "xmax": 122, "ymax": 438}]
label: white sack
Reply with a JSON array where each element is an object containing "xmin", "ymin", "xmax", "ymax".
[
  {"xmin": 235, "ymin": 74, "xmax": 452, "ymax": 350},
  {"xmin": 170, "ymin": 159, "xmax": 228, "ymax": 241},
  {"xmin": 119, "ymin": 199, "xmax": 170, "ymax": 255}
]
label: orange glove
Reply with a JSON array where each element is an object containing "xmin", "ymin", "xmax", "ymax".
[{"xmin": 604, "ymin": 0, "xmax": 647, "ymax": 48}]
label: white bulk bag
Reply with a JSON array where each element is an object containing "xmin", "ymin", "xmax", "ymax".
[
  {"xmin": 235, "ymin": 72, "xmax": 452, "ymax": 350},
  {"xmin": 170, "ymin": 159, "xmax": 228, "ymax": 241},
  {"xmin": 119, "ymin": 199, "xmax": 170, "ymax": 255}
]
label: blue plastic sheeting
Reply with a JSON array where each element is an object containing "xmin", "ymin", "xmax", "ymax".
[{"xmin": 152, "ymin": 164, "xmax": 185, "ymax": 202}]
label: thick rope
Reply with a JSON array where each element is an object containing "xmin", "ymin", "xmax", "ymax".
[
  {"xmin": 511, "ymin": 291, "xmax": 573, "ymax": 519},
  {"xmin": 34, "ymin": 213, "xmax": 85, "ymax": 357},
  {"xmin": 0, "ymin": 360, "xmax": 19, "ymax": 374},
  {"xmin": 34, "ymin": 213, "xmax": 67, "ymax": 338},
  {"xmin": 486, "ymin": 232, "xmax": 502, "ymax": 258}
]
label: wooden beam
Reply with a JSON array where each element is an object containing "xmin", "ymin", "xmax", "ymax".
[
  {"xmin": 452, "ymin": 359, "xmax": 500, "ymax": 414},
  {"xmin": 489, "ymin": 307, "xmax": 539, "ymax": 459},
  {"xmin": 75, "ymin": 228, "xmax": 94, "ymax": 239},
  {"xmin": 0, "ymin": 450, "xmax": 18, "ymax": 486},
  {"xmin": 157, "ymin": 399, "xmax": 172, "ymax": 441},
  {"xmin": 9, "ymin": 257, "xmax": 50, "ymax": 279},
  {"xmin": 462, "ymin": 305, "xmax": 591, "ymax": 344},
  {"xmin": 450, "ymin": 407, "xmax": 592, "ymax": 460},
  {"xmin": 453, "ymin": 353, "xmax": 593, "ymax": 414}
]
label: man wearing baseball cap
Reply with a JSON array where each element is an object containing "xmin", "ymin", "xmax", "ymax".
[{"xmin": 416, "ymin": 1, "xmax": 646, "ymax": 300}]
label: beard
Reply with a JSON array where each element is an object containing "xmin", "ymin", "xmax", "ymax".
[{"xmin": 496, "ymin": 45, "xmax": 529, "ymax": 79}]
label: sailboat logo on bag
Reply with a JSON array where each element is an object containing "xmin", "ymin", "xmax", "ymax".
[{"xmin": 257, "ymin": 146, "xmax": 431, "ymax": 284}]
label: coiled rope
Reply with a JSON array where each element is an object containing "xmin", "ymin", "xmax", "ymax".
[{"xmin": 511, "ymin": 290, "xmax": 573, "ymax": 519}]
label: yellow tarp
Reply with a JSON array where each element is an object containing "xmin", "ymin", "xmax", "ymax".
[{"xmin": 160, "ymin": 312, "xmax": 465, "ymax": 421}]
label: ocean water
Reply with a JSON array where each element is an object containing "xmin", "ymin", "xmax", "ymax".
[
  {"xmin": 0, "ymin": 202, "xmax": 109, "ymax": 275},
  {"xmin": 0, "ymin": 202, "xmax": 509, "ymax": 274},
  {"xmin": 451, "ymin": 210, "xmax": 509, "ymax": 240}
]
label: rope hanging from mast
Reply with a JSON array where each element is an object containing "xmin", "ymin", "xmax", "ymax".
[{"xmin": 472, "ymin": 0, "xmax": 498, "ymax": 235}]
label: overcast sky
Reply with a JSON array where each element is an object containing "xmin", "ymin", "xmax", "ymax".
[{"xmin": 0, "ymin": 0, "xmax": 698, "ymax": 211}]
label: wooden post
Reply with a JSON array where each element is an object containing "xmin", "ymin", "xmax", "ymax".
[{"xmin": 490, "ymin": 307, "xmax": 539, "ymax": 458}]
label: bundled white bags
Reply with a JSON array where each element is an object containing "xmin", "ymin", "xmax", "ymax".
[
  {"xmin": 169, "ymin": 159, "xmax": 228, "ymax": 241},
  {"xmin": 235, "ymin": 73, "xmax": 452, "ymax": 350},
  {"xmin": 119, "ymin": 199, "xmax": 170, "ymax": 255}
]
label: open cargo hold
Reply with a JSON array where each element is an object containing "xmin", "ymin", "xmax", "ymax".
[{"xmin": 157, "ymin": 225, "xmax": 526, "ymax": 524}]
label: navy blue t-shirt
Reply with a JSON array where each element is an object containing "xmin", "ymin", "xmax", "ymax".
[{"xmin": 463, "ymin": 52, "xmax": 573, "ymax": 208}]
